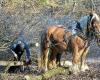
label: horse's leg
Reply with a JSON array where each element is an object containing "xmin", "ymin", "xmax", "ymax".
[
  {"xmin": 81, "ymin": 47, "xmax": 90, "ymax": 72},
  {"xmin": 70, "ymin": 45, "xmax": 80, "ymax": 74},
  {"xmin": 40, "ymin": 52, "xmax": 44, "ymax": 70},
  {"xmin": 56, "ymin": 53, "xmax": 62, "ymax": 66},
  {"xmin": 41, "ymin": 47, "xmax": 50, "ymax": 72},
  {"xmin": 44, "ymin": 48, "xmax": 50, "ymax": 71},
  {"xmin": 71, "ymin": 46, "xmax": 85, "ymax": 74},
  {"xmin": 49, "ymin": 49, "xmax": 57, "ymax": 69},
  {"xmin": 52, "ymin": 55, "xmax": 57, "ymax": 68},
  {"xmin": 48, "ymin": 51, "xmax": 53, "ymax": 69}
]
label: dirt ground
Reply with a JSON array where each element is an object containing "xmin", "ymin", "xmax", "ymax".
[
  {"xmin": 48, "ymin": 63, "xmax": 100, "ymax": 80},
  {"xmin": 47, "ymin": 41, "xmax": 100, "ymax": 80},
  {"xmin": 0, "ymin": 41, "xmax": 100, "ymax": 80}
]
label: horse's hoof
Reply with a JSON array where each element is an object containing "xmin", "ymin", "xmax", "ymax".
[
  {"xmin": 61, "ymin": 61, "xmax": 72, "ymax": 67},
  {"xmin": 44, "ymin": 67, "xmax": 48, "ymax": 72},
  {"xmin": 81, "ymin": 64, "xmax": 89, "ymax": 72},
  {"xmin": 69, "ymin": 64, "xmax": 80, "ymax": 74}
]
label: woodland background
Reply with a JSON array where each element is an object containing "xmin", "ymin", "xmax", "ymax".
[{"xmin": 0, "ymin": 0, "xmax": 100, "ymax": 80}]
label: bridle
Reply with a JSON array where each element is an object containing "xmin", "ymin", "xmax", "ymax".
[
  {"xmin": 73, "ymin": 15, "xmax": 99, "ymax": 46},
  {"xmin": 87, "ymin": 15, "xmax": 100, "ymax": 46}
]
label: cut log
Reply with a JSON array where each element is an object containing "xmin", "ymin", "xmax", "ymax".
[
  {"xmin": 0, "ymin": 61, "xmax": 24, "ymax": 66},
  {"xmin": 0, "ymin": 61, "xmax": 24, "ymax": 73}
]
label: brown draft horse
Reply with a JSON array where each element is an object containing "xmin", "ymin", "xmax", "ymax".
[{"xmin": 40, "ymin": 12, "xmax": 100, "ymax": 74}]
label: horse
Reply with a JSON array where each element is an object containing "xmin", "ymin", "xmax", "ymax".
[{"xmin": 40, "ymin": 12, "xmax": 100, "ymax": 74}]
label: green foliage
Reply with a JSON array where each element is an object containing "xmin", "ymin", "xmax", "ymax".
[{"xmin": 39, "ymin": 0, "xmax": 48, "ymax": 5}]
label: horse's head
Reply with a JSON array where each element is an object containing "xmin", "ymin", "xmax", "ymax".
[{"xmin": 89, "ymin": 12, "xmax": 100, "ymax": 45}]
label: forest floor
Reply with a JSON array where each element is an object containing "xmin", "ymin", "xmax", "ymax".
[{"xmin": 0, "ymin": 42, "xmax": 100, "ymax": 80}]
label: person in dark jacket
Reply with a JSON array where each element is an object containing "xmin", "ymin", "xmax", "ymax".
[{"xmin": 10, "ymin": 40, "xmax": 31, "ymax": 65}]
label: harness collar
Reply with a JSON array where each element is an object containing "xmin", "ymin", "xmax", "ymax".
[{"xmin": 75, "ymin": 15, "xmax": 93, "ymax": 40}]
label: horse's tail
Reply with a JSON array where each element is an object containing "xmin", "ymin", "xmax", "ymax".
[{"xmin": 39, "ymin": 29, "xmax": 47, "ymax": 69}]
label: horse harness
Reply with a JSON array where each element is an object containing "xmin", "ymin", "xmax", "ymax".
[
  {"xmin": 48, "ymin": 14, "xmax": 93, "ymax": 51},
  {"xmin": 63, "ymin": 29, "xmax": 76, "ymax": 52},
  {"xmin": 49, "ymin": 28, "xmax": 76, "ymax": 52},
  {"xmin": 74, "ymin": 15, "xmax": 94, "ymax": 47}
]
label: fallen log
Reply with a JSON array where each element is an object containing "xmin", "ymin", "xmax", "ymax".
[{"xmin": 25, "ymin": 67, "xmax": 69, "ymax": 80}]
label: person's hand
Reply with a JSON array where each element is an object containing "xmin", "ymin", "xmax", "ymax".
[{"xmin": 24, "ymin": 59, "xmax": 32, "ymax": 65}]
